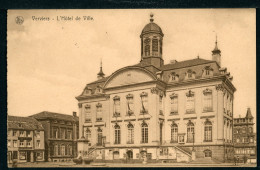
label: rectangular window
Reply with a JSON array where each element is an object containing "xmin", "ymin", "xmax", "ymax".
[
  {"xmin": 36, "ymin": 131, "xmax": 40, "ymax": 138},
  {"xmin": 67, "ymin": 130, "xmax": 72, "ymax": 139},
  {"xmin": 8, "ymin": 140, "xmax": 11, "ymax": 147},
  {"xmin": 126, "ymin": 96, "xmax": 134, "ymax": 116},
  {"xmin": 53, "ymin": 128, "xmax": 58, "ymax": 139},
  {"xmin": 13, "ymin": 130, "xmax": 17, "ymax": 136},
  {"xmin": 203, "ymin": 91, "xmax": 213, "ymax": 112},
  {"xmin": 20, "ymin": 140, "xmax": 24, "ymax": 147},
  {"xmin": 140, "ymin": 94, "xmax": 148, "ymax": 114},
  {"xmin": 85, "ymin": 105, "xmax": 91, "ymax": 122},
  {"xmin": 19, "ymin": 151, "xmax": 26, "ymax": 160},
  {"xmin": 19, "ymin": 131, "xmax": 24, "ymax": 137},
  {"xmin": 60, "ymin": 128, "xmax": 65, "ymax": 139},
  {"xmin": 36, "ymin": 152, "xmax": 43, "ymax": 160},
  {"xmin": 159, "ymin": 95, "xmax": 163, "ymax": 115},
  {"xmin": 13, "ymin": 140, "xmax": 17, "ymax": 147},
  {"xmin": 186, "ymin": 95, "xmax": 195, "ymax": 114},
  {"xmin": 170, "ymin": 96, "xmax": 178, "ymax": 114},
  {"xmin": 26, "ymin": 131, "xmax": 31, "ymax": 137},
  {"xmin": 114, "ymin": 98, "xmax": 120, "ymax": 117},
  {"xmin": 36, "ymin": 140, "xmax": 40, "ymax": 148},
  {"xmin": 96, "ymin": 104, "xmax": 102, "ymax": 121},
  {"xmin": 26, "ymin": 140, "xmax": 31, "ymax": 147},
  {"xmin": 127, "ymin": 126, "xmax": 134, "ymax": 144}
]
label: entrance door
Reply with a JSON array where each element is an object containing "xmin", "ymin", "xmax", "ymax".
[
  {"xmin": 126, "ymin": 150, "xmax": 133, "ymax": 159},
  {"xmin": 13, "ymin": 151, "xmax": 18, "ymax": 159},
  {"xmin": 27, "ymin": 151, "xmax": 31, "ymax": 162}
]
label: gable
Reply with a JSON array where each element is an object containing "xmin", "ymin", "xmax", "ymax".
[{"xmin": 104, "ymin": 67, "xmax": 156, "ymax": 88}]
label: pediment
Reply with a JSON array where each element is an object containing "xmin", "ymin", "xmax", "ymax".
[{"xmin": 104, "ymin": 67, "xmax": 156, "ymax": 88}]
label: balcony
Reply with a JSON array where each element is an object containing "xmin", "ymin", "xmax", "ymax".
[{"xmin": 127, "ymin": 141, "xmax": 134, "ymax": 144}]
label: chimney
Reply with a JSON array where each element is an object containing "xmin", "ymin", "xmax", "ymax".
[{"xmin": 73, "ymin": 112, "xmax": 77, "ymax": 117}]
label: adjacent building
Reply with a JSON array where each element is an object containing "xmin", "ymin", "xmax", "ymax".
[
  {"xmin": 76, "ymin": 14, "xmax": 236, "ymax": 163},
  {"xmin": 30, "ymin": 111, "xmax": 79, "ymax": 162},
  {"xmin": 7, "ymin": 116, "xmax": 45, "ymax": 163},
  {"xmin": 233, "ymin": 108, "xmax": 256, "ymax": 163}
]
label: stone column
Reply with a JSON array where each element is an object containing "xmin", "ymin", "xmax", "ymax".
[{"xmin": 215, "ymin": 84, "xmax": 224, "ymax": 142}]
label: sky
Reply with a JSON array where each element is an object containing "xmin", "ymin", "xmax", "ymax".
[{"xmin": 7, "ymin": 9, "xmax": 256, "ymax": 122}]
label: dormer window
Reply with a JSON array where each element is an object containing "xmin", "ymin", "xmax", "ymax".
[
  {"xmin": 203, "ymin": 66, "xmax": 214, "ymax": 77},
  {"xmin": 169, "ymin": 72, "xmax": 179, "ymax": 82},
  {"xmin": 185, "ymin": 70, "xmax": 196, "ymax": 80},
  {"xmin": 84, "ymin": 87, "xmax": 92, "ymax": 95},
  {"xmin": 95, "ymin": 86, "xmax": 102, "ymax": 94}
]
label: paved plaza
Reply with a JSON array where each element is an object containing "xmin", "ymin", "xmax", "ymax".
[{"xmin": 8, "ymin": 162, "xmax": 257, "ymax": 168}]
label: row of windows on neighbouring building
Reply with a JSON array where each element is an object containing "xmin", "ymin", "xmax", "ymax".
[
  {"xmin": 51, "ymin": 128, "xmax": 73, "ymax": 139},
  {"xmin": 8, "ymin": 139, "xmax": 41, "ymax": 148},
  {"xmin": 52, "ymin": 144, "xmax": 73, "ymax": 156},
  {"xmin": 84, "ymin": 119, "xmax": 214, "ymax": 145},
  {"xmin": 235, "ymin": 148, "xmax": 255, "ymax": 154},
  {"xmin": 235, "ymin": 137, "xmax": 255, "ymax": 143},
  {"xmin": 234, "ymin": 127, "xmax": 253, "ymax": 134},
  {"xmin": 83, "ymin": 89, "xmax": 233, "ymax": 122},
  {"xmin": 8, "ymin": 130, "xmax": 41, "ymax": 138}
]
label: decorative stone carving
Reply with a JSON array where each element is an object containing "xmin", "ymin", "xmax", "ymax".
[
  {"xmin": 96, "ymin": 103, "xmax": 102, "ymax": 107},
  {"xmin": 151, "ymin": 87, "xmax": 159, "ymax": 94},
  {"xmin": 186, "ymin": 90, "xmax": 194, "ymax": 97},
  {"xmin": 105, "ymin": 95, "xmax": 110, "ymax": 100},
  {"xmin": 203, "ymin": 88, "xmax": 212, "ymax": 94},
  {"xmin": 140, "ymin": 91, "xmax": 148, "ymax": 97},
  {"xmin": 169, "ymin": 92, "xmax": 178, "ymax": 98},
  {"xmin": 113, "ymin": 95, "xmax": 120, "ymax": 100},
  {"xmin": 215, "ymin": 84, "xmax": 224, "ymax": 91},
  {"xmin": 126, "ymin": 94, "xmax": 134, "ymax": 99}
]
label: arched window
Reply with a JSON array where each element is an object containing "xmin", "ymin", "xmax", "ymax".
[
  {"xmin": 114, "ymin": 124, "xmax": 120, "ymax": 144},
  {"xmin": 127, "ymin": 123, "xmax": 134, "ymax": 144},
  {"xmin": 97, "ymin": 128, "xmax": 103, "ymax": 146},
  {"xmin": 141, "ymin": 122, "xmax": 148, "ymax": 143},
  {"xmin": 204, "ymin": 149, "xmax": 212, "ymax": 157},
  {"xmin": 144, "ymin": 38, "xmax": 150, "ymax": 56},
  {"xmin": 204, "ymin": 120, "xmax": 212, "ymax": 142},
  {"xmin": 187, "ymin": 121, "xmax": 194, "ymax": 143},
  {"xmin": 152, "ymin": 38, "xmax": 158, "ymax": 52},
  {"xmin": 171, "ymin": 123, "xmax": 178, "ymax": 143},
  {"xmin": 85, "ymin": 128, "xmax": 91, "ymax": 141},
  {"xmin": 170, "ymin": 93, "xmax": 178, "ymax": 114},
  {"xmin": 126, "ymin": 150, "xmax": 133, "ymax": 159}
]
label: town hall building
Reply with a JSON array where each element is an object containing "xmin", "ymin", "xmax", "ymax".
[{"xmin": 76, "ymin": 14, "xmax": 236, "ymax": 163}]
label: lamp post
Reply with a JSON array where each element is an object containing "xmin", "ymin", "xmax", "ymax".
[{"xmin": 192, "ymin": 131, "xmax": 195, "ymax": 151}]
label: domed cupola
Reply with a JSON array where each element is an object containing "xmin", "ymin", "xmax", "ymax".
[{"xmin": 140, "ymin": 14, "xmax": 164, "ymax": 68}]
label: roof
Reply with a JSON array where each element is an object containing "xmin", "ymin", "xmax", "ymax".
[
  {"xmin": 141, "ymin": 22, "xmax": 163, "ymax": 36},
  {"xmin": 8, "ymin": 116, "xmax": 44, "ymax": 130},
  {"xmin": 246, "ymin": 108, "xmax": 254, "ymax": 118},
  {"xmin": 160, "ymin": 58, "xmax": 216, "ymax": 71},
  {"xmin": 30, "ymin": 111, "xmax": 79, "ymax": 122}
]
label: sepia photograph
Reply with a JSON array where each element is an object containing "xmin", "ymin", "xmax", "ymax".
[{"xmin": 7, "ymin": 9, "xmax": 256, "ymax": 167}]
